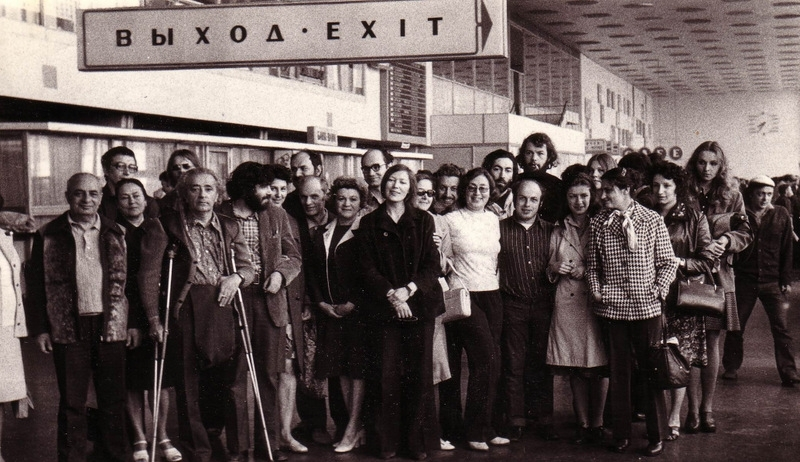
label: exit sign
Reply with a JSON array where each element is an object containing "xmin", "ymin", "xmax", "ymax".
[{"xmin": 77, "ymin": 0, "xmax": 507, "ymax": 71}]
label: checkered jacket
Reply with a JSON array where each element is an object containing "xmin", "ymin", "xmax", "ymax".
[{"xmin": 587, "ymin": 201, "xmax": 677, "ymax": 321}]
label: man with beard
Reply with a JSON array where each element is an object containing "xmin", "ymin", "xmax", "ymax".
[
  {"xmin": 482, "ymin": 150, "xmax": 518, "ymax": 219},
  {"xmin": 432, "ymin": 164, "xmax": 463, "ymax": 215},
  {"xmin": 214, "ymin": 162, "xmax": 302, "ymax": 461},
  {"xmin": 361, "ymin": 149, "xmax": 394, "ymax": 213},
  {"xmin": 516, "ymin": 133, "xmax": 562, "ymax": 223}
]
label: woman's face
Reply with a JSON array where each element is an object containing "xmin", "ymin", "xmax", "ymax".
[
  {"xmin": 652, "ymin": 174, "xmax": 678, "ymax": 208},
  {"xmin": 588, "ymin": 160, "xmax": 606, "ymax": 189},
  {"xmin": 465, "ymin": 174, "xmax": 491, "ymax": 212},
  {"xmin": 384, "ymin": 171, "xmax": 411, "ymax": 203},
  {"xmin": 270, "ymin": 179, "xmax": 288, "ymax": 206},
  {"xmin": 415, "ymin": 178, "xmax": 435, "ymax": 211},
  {"xmin": 695, "ymin": 150, "xmax": 721, "ymax": 184},
  {"xmin": 334, "ymin": 188, "xmax": 361, "ymax": 221},
  {"xmin": 600, "ymin": 180, "xmax": 630, "ymax": 211},
  {"xmin": 169, "ymin": 155, "xmax": 196, "ymax": 184},
  {"xmin": 116, "ymin": 182, "xmax": 146, "ymax": 221},
  {"xmin": 567, "ymin": 184, "xmax": 591, "ymax": 217}
]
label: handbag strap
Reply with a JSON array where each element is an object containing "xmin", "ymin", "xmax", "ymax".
[{"xmin": 445, "ymin": 262, "xmax": 469, "ymax": 291}]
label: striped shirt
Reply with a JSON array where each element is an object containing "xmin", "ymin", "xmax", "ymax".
[
  {"xmin": 499, "ymin": 216, "xmax": 554, "ymax": 301},
  {"xmin": 68, "ymin": 214, "xmax": 104, "ymax": 315}
]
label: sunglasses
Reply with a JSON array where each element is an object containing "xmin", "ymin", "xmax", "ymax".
[{"xmin": 416, "ymin": 190, "xmax": 435, "ymax": 198}]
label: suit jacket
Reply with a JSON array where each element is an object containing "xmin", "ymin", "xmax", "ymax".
[
  {"xmin": 138, "ymin": 211, "xmax": 255, "ymax": 324},
  {"xmin": 0, "ymin": 230, "xmax": 26, "ymax": 338},
  {"xmin": 217, "ymin": 201, "xmax": 302, "ymax": 327},
  {"xmin": 27, "ymin": 212, "xmax": 129, "ymax": 343},
  {"xmin": 308, "ymin": 217, "xmax": 365, "ymax": 309}
]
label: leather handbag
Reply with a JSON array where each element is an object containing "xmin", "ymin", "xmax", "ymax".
[
  {"xmin": 649, "ymin": 318, "xmax": 691, "ymax": 390},
  {"xmin": 440, "ymin": 273, "xmax": 471, "ymax": 323},
  {"xmin": 676, "ymin": 268, "xmax": 725, "ymax": 317}
]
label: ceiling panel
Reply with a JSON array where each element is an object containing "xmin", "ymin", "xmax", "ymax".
[{"xmin": 508, "ymin": 0, "xmax": 800, "ymax": 96}]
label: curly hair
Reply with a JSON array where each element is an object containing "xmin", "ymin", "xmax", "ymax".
[
  {"xmin": 685, "ymin": 141, "xmax": 738, "ymax": 208},
  {"xmin": 649, "ymin": 161, "xmax": 693, "ymax": 206},
  {"xmin": 177, "ymin": 167, "xmax": 224, "ymax": 207},
  {"xmin": 328, "ymin": 176, "xmax": 367, "ymax": 211},
  {"xmin": 226, "ymin": 162, "xmax": 273, "ymax": 201},
  {"xmin": 517, "ymin": 132, "xmax": 558, "ymax": 171}
]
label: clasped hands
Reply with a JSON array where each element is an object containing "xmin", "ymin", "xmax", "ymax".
[
  {"xmin": 551, "ymin": 260, "xmax": 585, "ymax": 280},
  {"xmin": 387, "ymin": 286, "xmax": 413, "ymax": 319}
]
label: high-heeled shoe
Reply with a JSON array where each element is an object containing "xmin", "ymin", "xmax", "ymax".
[
  {"xmin": 700, "ymin": 412, "xmax": 716, "ymax": 433},
  {"xmin": 334, "ymin": 429, "xmax": 366, "ymax": 453},
  {"xmin": 132, "ymin": 441, "xmax": 149, "ymax": 462},
  {"xmin": 158, "ymin": 439, "xmax": 183, "ymax": 462},
  {"xmin": 281, "ymin": 436, "xmax": 308, "ymax": 453}
]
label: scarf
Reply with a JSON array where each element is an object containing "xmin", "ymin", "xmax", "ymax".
[{"xmin": 606, "ymin": 208, "xmax": 638, "ymax": 252}]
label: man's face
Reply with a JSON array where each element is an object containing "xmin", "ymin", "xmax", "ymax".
[
  {"xmin": 66, "ymin": 175, "xmax": 102, "ymax": 220},
  {"xmin": 361, "ymin": 149, "xmax": 388, "ymax": 188},
  {"xmin": 185, "ymin": 173, "xmax": 219, "ymax": 214},
  {"xmin": 436, "ymin": 176, "xmax": 459, "ymax": 208},
  {"xmin": 299, "ymin": 178, "xmax": 326, "ymax": 219},
  {"xmin": 245, "ymin": 184, "xmax": 274, "ymax": 212},
  {"xmin": 520, "ymin": 142, "xmax": 548, "ymax": 172},
  {"xmin": 104, "ymin": 154, "xmax": 138, "ymax": 186},
  {"xmin": 750, "ymin": 185, "xmax": 774, "ymax": 211},
  {"xmin": 290, "ymin": 152, "xmax": 320, "ymax": 186},
  {"xmin": 513, "ymin": 180, "xmax": 542, "ymax": 222},
  {"xmin": 489, "ymin": 157, "xmax": 515, "ymax": 193}
]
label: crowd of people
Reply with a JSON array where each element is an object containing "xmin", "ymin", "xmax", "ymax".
[{"xmin": 0, "ymin": 134, "xmax": 799, "ymax": 462}]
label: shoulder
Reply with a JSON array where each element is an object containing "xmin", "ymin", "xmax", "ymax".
[
  {"xmin": 99, "ymin": 214, "xmax": 125, "ymax": 236},
  {"xmin": 41, "ymin": 213, "xmax": 70, "ymax": 236}
]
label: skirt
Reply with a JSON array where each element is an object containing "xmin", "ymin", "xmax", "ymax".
[{"xmin": 0, "ymin": 326, "xmax": 26, "ymax": 403}]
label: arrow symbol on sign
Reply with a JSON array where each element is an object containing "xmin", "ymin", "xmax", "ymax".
[{"xmin": 480, "ymin": 0, "xmax": 493, "ymax": 50}]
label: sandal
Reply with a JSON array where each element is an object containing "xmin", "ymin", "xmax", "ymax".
[
  {"xmin": 132, "ymin": 441, "xmax": 148, "ymax": 462},
  {"xmin": 158, "ymin": 439, "xmax": 183, "ymax": 462},
  {"xmin": 665, "ymin": 426, "xmax": 680, "ymax": 442}
]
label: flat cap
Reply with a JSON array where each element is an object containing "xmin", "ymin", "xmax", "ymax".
[{"xmin": 749, "ymin": 175, "xmax": 775, "ymax": 188}]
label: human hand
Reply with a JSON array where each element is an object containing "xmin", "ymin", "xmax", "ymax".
[
  {"xmin": 336, "ymin": 302, "xmax": 356, "ymax": 316},
  {"xmin": 149, "ymin": 322, "xmax": 165, "ymax": 343},
  {"xmin": 432, "ymin": 233, "xmax": 443, "ymax": 249},
  {"xmin": 37, "ymin": 333, "xmax": 52, "ymax": 354},
  {"xmin": 569, "ymin": 266, "xmax": 585, "ymax": 279},
  {"xmin": 707, "ymin": 237, "xmax": 729, "ymax": 258},
  {"xmin": 387, "ymin": 287, "xmax": 411, "ymax": 307},
  {"xmin": 218, "ymin": 274, "xmax": 242, "ymax": 307},
  {"xmin": 319, "ymin": 302, "xmax": 342, "ymax": 318},
  {"xmin": 394, "ymin": 302, "xmax": 414, "ymax": 319},
  {"xmin": 263, "ymin": 272, "xmax": 283, "ymax": 294},
  {"xmin": 126, "ymin": 328, "xmax": 142, "ymax": 349},
  {"xmin": 782, "ymin": 285, "xmax": 792, "ymax": 294},
  {"xmin": 592, "ymin": 291, "xmax": 602, "ymax": 302}
]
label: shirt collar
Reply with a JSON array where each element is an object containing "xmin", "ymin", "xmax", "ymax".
[
  {"xmin": 190, "ymin": 213, "xmax": 222, "ymax": 233},
  {"xmin": 67, "ymin": 213, "xmax": 101, "ymax": 232}
]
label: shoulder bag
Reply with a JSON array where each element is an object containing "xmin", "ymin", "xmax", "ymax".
[
  {"xmin": 649, "ymin": 316, "xmax": 691, "ymax": 390},
  {"xmin": 439, "ymin": 272, "xmax": 471, "ymax": 323},
  {"xmin": 676, "ymin": 266, "xmax": 725, "ymax": 317}
]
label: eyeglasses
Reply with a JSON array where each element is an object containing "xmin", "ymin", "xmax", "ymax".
[
  {"xmin": 361, "ymin": 163, "xmax": 385, "ymax": 174},
  {"xmin": 416, "ymin": 190, "xmax": 435, "ymax": 198},
  {"xmin": 171, "ymin": 163, "xmax": 194, "ymax": 172},
  {"xmin": 467, "ymin": 185, "xmax": 490, "ymax": 194},
  {"xmin": 111, "ymin": 163, "xmax": 138, "ymax": 173}
]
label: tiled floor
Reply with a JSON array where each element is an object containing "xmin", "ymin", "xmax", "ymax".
[{"xmin": 5, "ymin": 285, "xmax": 800, "ymax": 461}]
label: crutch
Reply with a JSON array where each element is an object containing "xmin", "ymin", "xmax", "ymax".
[
  {"xmin": 230, "ymin": 249, "xmax": 274, "ymax": 462},
  {"xmin": 151, "ymin": 244, "xmax": 177, "ymax": 462}
]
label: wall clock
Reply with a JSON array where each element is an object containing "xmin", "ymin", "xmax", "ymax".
[{"xmin": 748, "ymin": 111, "xmax": 779, "ymax": 136}]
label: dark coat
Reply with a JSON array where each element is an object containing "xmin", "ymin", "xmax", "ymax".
[
  {"xmin": 217, "ymin": 201, "xmax": 302, "ymax": 327},
  {"xmin": 662, "ymin": 202, "xmax": 715, "ymax": 303},
  {"xmin": 736, "ymin": 205, "xmax": 794, "ymax": 286},
  {"xmin": 138, "ymin": 211, "xmax": 255, "ymax": 323},
  {"xmin": 99, "ymin": 183, "xmax": 159, "ymax": 222},
  {"xmin": 356, "ymin": 204, "xmax": 442, "ymax": 323},
  {"xmin": 27, "ymin": 212, "xmax": 129, "ymax": 343},
  {"xmin": 308, "ymin": 217, "xmax": 365, "ymax": 309}
]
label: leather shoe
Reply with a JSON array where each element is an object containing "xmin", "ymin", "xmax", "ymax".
[
  {"xmin": 506, "ymin": 425, "xmax": 524, "ymax": 442},
  {"xmin": 380, "ymin": 451, "xmax": 396, "ymax": 459},
  {"xmin": 411, "ymin": 452, "xmax": 427, "ymax": 461},
  {"xmin": 644, "ymin": 441, "xmax": 663, "ymax": 457},
  {"xmin": 683, "ymin": 413, "xmax": 700, "ymax": 434},
  {"xmin": 782, "ymin": 380, "xmax": 796, "ymax": 387},
  {"xmin": 721, "ymin": 369, "xmax": 738, "ymax": 380},
  {"xmin": 609, "ymin": 438, "xmax": 630, "ymax": 453},
  {"xmin": 537, "ymin": 424, "xmax": 560, "ymax": 441},
  {"xmin": 700, "ymin": 412, "xmax": 717, "ymax": 433},
  {"xmin": 312, "ymin": 428, "xmax": 333, "ymax": 445}
]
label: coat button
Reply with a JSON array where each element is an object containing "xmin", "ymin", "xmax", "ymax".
[{"xmin": 383, "ymin": 232, "xmax": 388, "ymax": 237}]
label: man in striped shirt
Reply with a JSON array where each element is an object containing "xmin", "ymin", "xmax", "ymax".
[{"xmin": 498, "ymin": 174, "xmax": 556, "ymax": 442}]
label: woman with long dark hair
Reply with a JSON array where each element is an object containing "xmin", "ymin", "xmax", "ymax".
[
  {"xmin": 685, "ymin": 141, "xmax": 752, "ymax": 434},
  {"xmin": 650, "ymin": 162, "xmax": 715, "ymax": 441}
]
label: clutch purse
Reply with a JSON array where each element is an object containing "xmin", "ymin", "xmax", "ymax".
[
  {"xmin": 676, "ymin": 269, "xmax": 725, "ymax": 317},
  {"xmin": 439, "ymin": 273, "xmax": 471, "ymax": 323}
]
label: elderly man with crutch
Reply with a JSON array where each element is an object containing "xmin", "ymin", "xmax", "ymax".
[{"xmin": 140, "ymin": 167, "xmax": 255, "ymax": 462}]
